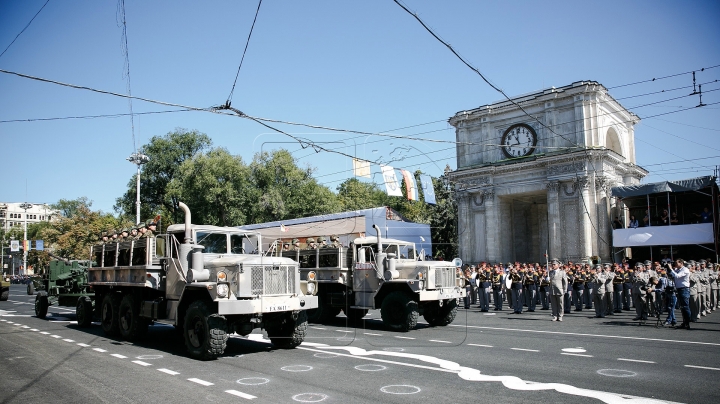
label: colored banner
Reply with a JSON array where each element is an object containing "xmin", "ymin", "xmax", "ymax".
[
  {"xmin": 380, "ymin": 165, "xmax": 403, "ymax": 196},
  {"xmin": 419, "ymin": 174, "xmax": 436, "ymax": 204},
  {"xmin": 10, "ymin": 240, "xmax": 19, "ymax": 252},
  {"xmin": 36, "ymin": 240, "xmax": 44, "ymax": 251},
  {"xmin": 23, "ymin": 240, "xmax": 28, "ymax": 251},
  {"xmin": 352, "ymin": 158, "xmax": 371, "ymax": 178},
  {"xmin": 400, "ymin": 169, "xmax": 418, "ymax": 201}
]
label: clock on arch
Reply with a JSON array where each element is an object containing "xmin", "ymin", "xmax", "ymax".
[{"xmin": 500, "ymin": 123, "xmax": 538, "ymax": 158}]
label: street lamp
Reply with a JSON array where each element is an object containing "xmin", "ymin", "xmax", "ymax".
[
  {"xmin": 20, "ymin": 202, "xmax": 32, "ymax": 275},
  {"xmin": 127, "ymin": 152, "xmax": 150, "ymax": 225}
]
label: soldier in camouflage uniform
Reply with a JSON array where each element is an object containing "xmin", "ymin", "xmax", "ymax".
[
  {"xmin": 128, "ymin": 226, "xmax": 139, "ymax": 240},
  {"xmin": 292, "ymin": 238, "xmax": 301, "ymax": 251},
  {"xmin": 142, "ymin": 219, "xmax": 157, "ymax": 238},
  {"xmin": 317, "ymin": 236, "xmax": 328, "ymax": 248},
  {"xmin": 305, "ymin": 237, "xmax": 317, "ymax": 250},
  {"xmin": 107, "ymin": 230, "xmax": 118, "ymax": 243},
  {"xmin": 330, "ymin": 235, "xmax": 342, "ymax": 248},
  {"xmin": 134, "ymin": 222, "xmax": 147, "ymax": 240}
]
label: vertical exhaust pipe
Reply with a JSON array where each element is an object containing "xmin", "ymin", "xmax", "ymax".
[{"xmin": 178, "ymin": 201, "xmax": 192, "ymax": 244}]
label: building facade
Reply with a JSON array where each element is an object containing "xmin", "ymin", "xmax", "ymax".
[
  {"xmin": 447, "ymin": 81, "xmax": 647, "ymax": 264},
  {"xmin": 0, "ymin": 202, "xmax": 57, "ymax": 232}
]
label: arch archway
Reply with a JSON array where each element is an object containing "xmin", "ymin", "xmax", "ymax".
[{"xmin": 605, "ymin": 127, "xmax": 623, "ymax": 157}]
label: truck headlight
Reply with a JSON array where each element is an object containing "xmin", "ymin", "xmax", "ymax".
[
  {"xmin": 216, "ymin": 284, "xmax": 229, "ymax": 298},
  {"xmin": 307, "ymin": 271, "xmax": 316, "ymax": 281},
  {"xmin": 418, "ymin": 280, "xmax": 424, "ymax": 289},
  {"xmin": 307, "ymin": 282, "xmax": 316, "ymax": 294},
  {"xmin": 217, "ymin": 271, "xmax": 227, "ymax": 282}
]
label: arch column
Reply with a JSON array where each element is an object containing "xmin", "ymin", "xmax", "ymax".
[
  {"xmin": 546, "ymin": 181, "xmax": 561, "ymax": 259},
  {"xmin": 576, "ymin": 176, "xmax": 593, "ymax": 261}
]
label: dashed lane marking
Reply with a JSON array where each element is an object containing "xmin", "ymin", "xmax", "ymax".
[
  {"xmin": 335, "ymin": 330, "xmax": 353, "ymax": 333},
  {"xmin": 158, "ymin": 368, "xmax": 180, "ymax": 375},
  {"xmin": 511, "ymin": 348, "xmax": 539, "ymax": 352},
  {"xmin": 62, "ymin": 339, "xmax": 75, "ymax": 342},
  {"xmin": 562, "ymin": 353, "xmax": 593, "ymax": 358},
  {"xmin": 364, "ymin": 332, "xmax": 382, "ymax": 336},
  {"xmin": 394, "ymin": 336, "xmax": 415, "ymax": 340},
  {"xmin": 21, "ymin": 326, "xmax": 30, "ymax": 329},
  {"xmin": 50, "ymin": 335, "xmax": 61, "ymax": 338},
  {"xmin": 429, "ymin": 340, "xmax": 452, "ymax": 344},
  {"xmin": 225, "ymin": 390, "xmax": 257, "ymax": 400},
  {"xmin": 132, "ymin": 360, "xmax": 152, "ymax": 366},
  {"xmin": 111, "ymin": 354, "xmax": 128, "ymax": 359},
  {"xmin": 39, "ymin": 331, "xmax": 50, "ymax": 335},
  {"xmin": 310, "ymin": 327, "xmax": 326, "ymax": 330},
  {"xmin": 30, "ymin": 329, "xmax": 38, "ymax": 331},
  {"xmin": 188, "ymin": 378, "xmax": 214, "ymax": 386},
  {"xmin": 93, "ymin": 348, "xmax": 107, "ymax": 353},
  {"xmin": 684, "ymin": 365, "xmax": 720, "ymax": 371},
  {"xmin": 77, "ymin": 343, "xmax": 90, "ymax": 347},
  {"xmin": 617, "ymin": 358, "xmax": 655, "ymax": 364},
  {"xmin": 467, "ymin": 344, "xmax": 493, "ymax": 348}
]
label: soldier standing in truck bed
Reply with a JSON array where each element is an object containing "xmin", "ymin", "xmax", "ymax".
[
  {"xmin": 305, "ymin": 238, "xmax": 317, "ymax": 250},
  {"xmin": 142, "ymin": 219, "xmax": 157, "ymax": 238},
  {"xmin": 292, "ymin": 238, "xmax": 301, "ymax": 251},
  {"xmin": 330, "ymin": 235, "xmax": 341, "ymax": 248}
]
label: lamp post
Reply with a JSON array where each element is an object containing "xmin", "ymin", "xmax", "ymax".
[
  {"xmin": 20, "ymin": 202, "xmax": 32, "ymax": 275},
  {"xmin": 127, "ymin": 152, "xmax": 150, "ymax": 225}
]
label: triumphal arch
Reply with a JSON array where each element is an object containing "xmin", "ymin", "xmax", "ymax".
[{"xmin": 448, "ymin": 81, "xmax": 647, "ymax": 264}]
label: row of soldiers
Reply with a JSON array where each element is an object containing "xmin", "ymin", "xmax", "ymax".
[
  {"xmin": 97, "ymin": 219, "xmax": 159, "ymax": 244},
  {"xmin": 461, "ymin": 259, "xmax": 719, "ymax": 325},
  {"xmin": 277, "ymin": 236, "xmax": 343, "ymax": 252}
]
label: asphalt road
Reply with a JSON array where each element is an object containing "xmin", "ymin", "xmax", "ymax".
[{"xmin": 2, "ymin": 284, "xmax": 719, "ymax": 403}]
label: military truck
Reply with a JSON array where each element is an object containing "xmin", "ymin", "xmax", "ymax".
[
  {"xmin": 281, "ymin": 225, "xmax": 464, "ymax": 331},
  {"xmin": 86, "ymin": 202, "xmax": 318, "ymax": 360},
  {"xmin": 1, "ymin": 273, "xmax": 9, "ymax": 301},
  {"xmin": 33, "ymin": 259, "xmax": 93, "ymax": 320}
]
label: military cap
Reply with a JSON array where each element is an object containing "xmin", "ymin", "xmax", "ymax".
[
  {"xmin": 330, "ymin": 235, "xmax": 339, "ymax": 241},
  {"xmin": 593, "ymin": 264, "xmax": 602, "ymax": 270},
  {"xmin": 137, "ymin": 222, "xmax": 147, "ymax": 229},
  {"xmin": 603, "ymin": 263, "xmax": 612, "ymax": 268},
  {"xmin": 317, "ymin": 236, "xmax": 326, "ymax": 243},
  {"xmin": 101, "ymin": 231, "xmax": 107, "ymax": 237},
  {"xmin": 121, "ymin": 228, "xmax": 129, "ymax": 234},
  {"xmin": 283, "ymin": 242, "xmax": 290, "ymax": 246},
  {"xmin": 643, "ymin": 260, "xmax": 652, "ymax": 266},
  {"xmin": 306, "ymin": 237, "xmax": 315, "ymax": 243},
  {"xmin": 145, "ymin": 219, "xmax": 157, "ymax": 227},
  {"xmin": 635, "ymin": 262, "xmax": 644, "ymax": 268},
  {"xmin": 699, "ymin": 259, "xmax": 707, "ymax": 264},
  {"xmin": 109, "ymin": 229, "xmax": 118, "ymax": 236},
  {"xmin": 292, "ymin": 238, "xmax": 299, "ymax": 244},
  {"xmin": 549, "ymin": 258, "xmax": 562, "ymax": 265}
]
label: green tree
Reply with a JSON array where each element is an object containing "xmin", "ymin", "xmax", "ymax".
[
  {"xmin": 114, "ymin": 128, "xmax": 212, "ymax": 223},
  {"xmin": 168, "ymin": 148, "xmax": 252, "ymax": 226},
  {"xmin": 427, "ymin": 173, "xmax": 457, "ymax": 260},
  {"xmin": 336, "ymin": 178, "xmax": 389, "ymax": 211},
  {"xmin": 52, "ymin": 197, "xmax": 92, "ymax": 218}
]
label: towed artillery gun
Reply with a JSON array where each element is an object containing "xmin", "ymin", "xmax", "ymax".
[
  {"xmin": 33, "ymin": 257, "xmax": 93, "ymax": 319},
  {"xmin": 281, "ymin": 225, "xmax": 464, "ymax": 331},
  {"xmin": 86, "ymin": 202, "xmax": 318, "ymax": 360}
]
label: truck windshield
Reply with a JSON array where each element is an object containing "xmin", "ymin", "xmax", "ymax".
[
  {"xmin": 196, "ymin": 232, "xmax": 227, "ymax": 254},
  {"xmin": 230, "ymin": 233, "xmax": 259, "ymax": 254}
]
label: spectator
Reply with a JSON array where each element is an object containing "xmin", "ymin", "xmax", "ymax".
[
  {"xmin": 659, "ymin": 209, "xmax": 670, "ymax": 226},
  {"xmin": 670, "ymin": 211, "xmax": 680, "ymax": 225},
  {"xmin": 628, "ymin": 215, "xmax": 639, "ymax": 228},
  {"xmin": 693, "ymin": 207, "xmax": 713, "ymax": 223},
  {"xmin": 612, "ymin": 217, "xmax": 623, "ymax": 229},
  {"xmin": 669, "ymin": 259, "xmax": 692, "ymax": 329},
  {"xmin": 643, "ymin": 210, "xmax": 651, "ymax": 227}
]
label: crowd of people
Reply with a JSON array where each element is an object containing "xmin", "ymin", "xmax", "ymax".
[
  {"xmin": 96, "ymin": 218, "xmax": 158, "ymax": 244},
  {"xmin": 458, "ymin": 258, "xmax": 719, "ymax": 328},
  {"xmin": 617, "ymin": 207, "xmax": 713, "ymax": 229}
]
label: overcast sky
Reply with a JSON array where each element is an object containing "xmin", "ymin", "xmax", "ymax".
[{"xmin": 1, "ymin": 0, "xmax": 718, "ymax": 214}]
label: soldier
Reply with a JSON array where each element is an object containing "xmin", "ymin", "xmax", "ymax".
[
  {"xmin": 317, "ymin": 236, "xmax": 329, "ymax": 248},
  {"xmin": 477, "ymin": 265, "xmax": 491, "ymax": 312},
  {"xmin": 292, "ymin": 238, "xmax": 301, "ymax": 251},
  {"xmin": 330, "ymin": 235, "xmax": 342, "ymax": 248},
  {"xmin": 688, "ymin": 262, "xmax": 700, "ymax": 321},
  {"xmin": 632, "ymin": 262, "xmax": 650, "ymax": 321},
  {"xmin": 135, "ymin": 222, "xmax": 147, "ymax": 239},
  {"xmin": 508, "ymin": 265, "xmax": 524, "ymax": 314},
  {"xmin": 282, "ymin": 241, "xmax": 291, "ymax": 252},
  {"xmin": 699, "ymin": 260, "xmax": 710, "ymax": 315},
  {"xmin": 592, "ymin": 264, "xmax": 607, "ymax": 318},
  {"xmin": 710, "ymin": 263, "xmax": 719, "ymax": 311},
  {"xmin": 602, "ymin": 263, "xmax": 615, "ymax": 316},
  {"xmin": 305, "ymin": 237, "xmax": 317, "ymax": 250},
  {"xmin": 548, "ymin": 259, "xmax": 567, "ymax": 321},
  {"xmin": 522, "ymin": 266, "xmax": 537, "ymax": 312},
  {"xmin": 129, "ymin": 226, "xmax": 139, "ymax": 241},
  {"xmin": 564, "ymin": 266, "xmax": 573, "ymax": 315},
  {"xmin": 492, "ymin": 265, "xmax": 504, "ymax": 311},
  {"xmin": 623, "ymin": 262, "xmax": 633, "ymax": 310},
  {"xmin": 143, "ymin": 219, "xmax": 157, "ymax": 238},
  {"xmin": 538, "ymin": 266, "xmax": 550, "ymax": 310},
  {"xmin": 118, "ymin": 228, "xmax": 130, "ymax": 242},
  {"xmin": 572, "ymin": 265, "xmax": 586, "ymax": 311},
  {"xmin": 100, "ymin": 231, "xmax": 109, "ymax": 244},
  {"xmin": 107, "ymin": 230, "xmax": 118, "ymax": 243},
  {"xmin": 612, "ymin": 265, "xmax": 624, "ymax": 313}
]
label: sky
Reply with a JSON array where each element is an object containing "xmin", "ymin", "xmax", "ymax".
[{"xmin": 0, "ymin": 0, "xmax": 719, "ymax": 215}]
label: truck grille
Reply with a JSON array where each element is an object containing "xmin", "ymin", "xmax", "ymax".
[
  {"xmin": 434, "ymin": 267, "xmax": 456, "ymax": 289},
  {"xmin": 250, "ymin": 265, "xmax": 296, "ymax": 295}
]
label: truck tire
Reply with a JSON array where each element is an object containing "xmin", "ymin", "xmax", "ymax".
[
  {"xmin": 100, "ymin": 293, "xmax": 122, "ymax": 336},
  {"xmin": 0, "ymin": 289, "xmax": 8, "ymax": 301},
  {"xmin": 267, "ymin": 310, "xmax": 307, "ymax": 349},
  {"xmin": 27, "ymin": 282, "xmax": 34, "ymax": 295},
  {"xmin": 76, "ymin": 296, "xmax": 93, "ymax": 328},
  {"xmin": 380, "ymin": 291, "xmax": 418, "ymax": 332},
  {"xmin": 344, "ymin": 308, "xmax": 368, "ymax": 324},
  {"xmin": 183, "ymin": 301, "xmax": 227, "ymax": 360},
  {"xmin": 118, "ymin": 294, "xmax": 148, "ymax": 341},
  {"xmin": 307, "ymin": 296, "xmax": 340, "ymax": 324},
  {"xmin": 35, "ymin": 292, "xmax": 49, "ymax": 319},
  {"xmin": 422, "ymin": 299, "xmax": 458, "ymax": 326}
]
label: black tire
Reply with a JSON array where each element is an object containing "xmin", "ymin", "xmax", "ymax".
[
  {"xmin": 0, "ymin": 289, "xmax": 8, "ymax": 301},
  {"xmin": 118, "ymin": 294, "xmax": 148, "ymax": 340},
  {"xmin": 267, "ymin": 310, "xmax": 308, "ymax": 349},
  {"xmin": 100, "ymin": 293, "xmax": 122, "ymax": 336},
  {"xmin": 344, "ymin": 308, "xmax": 368, "ymax": 324},
  {"xmin": 76, "ymin": 296, "xmax": 93, "ymax": 328},
  {"xmin": 306, "ymin": 296, "xmax": 340, "ymax": 323},
  {"xmin": 27, "ymin": 283, "xmax": 34, "ymax": 295},
  {"xmin": 35, "ymin": 292, "xmax": 49, "ymax": 319},
  {"xmin": 423, "ymin": 299, "xmax": 458, "ymax": 326},
  {"xmin": 183, "ymin": 301, "xmax": 227, "ymax": 360},
  {"xmin": 380, "ymin": 291, "xmax": 419, "ymax": 332}
]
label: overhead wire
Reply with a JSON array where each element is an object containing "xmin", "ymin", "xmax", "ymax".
[
  {"xmin": 607, "ymin": 64, "xmax": 720, "ymax": 89},
  {"xmin": 226, "ymin": 0, "xmax": 263, "ymax": 106},
  {"xmin": 117, "ymin": 0, "xmax": 136, "ymax": 152},
  {"xmin": 0, "ymin": 109, "xmax": 193, "ymax": 123},
  {"xmin": 0, "ymin": 0, "xmax": 51, "ymax": 59}
]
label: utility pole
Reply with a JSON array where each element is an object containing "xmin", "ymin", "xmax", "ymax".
[
  {"xmin": 127, "ymin": 152, "xmax": 150, "ymax": 224},
  {"xmin": 20, "ymin": 202, "xmax": 32, "ymax": 275}
]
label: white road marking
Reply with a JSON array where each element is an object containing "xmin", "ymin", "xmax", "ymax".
[
  {"xmin": 62, "ymin": 339, "xmax": 75, "ymax": 342},
  {"xmin": 684, "ymin": 365, "xmax": 720, "ymax": 371},
  {"xmin": 364, "ymin": 332, "xmax": 382, "ymax": 336},
  {"xmin": 380, "ymin": 384, "xmax": 421, "ymax": 395},
  {"xmin": 111, "ymin": 354, "xmax": 127, "ymax": 359},
  {"xmin": 335, "ymin": 330, "xmax": 353, "ymax": 333},
  {"xmin": 92, "ymin": 348, "xmax": 107, "ymax": 352},
  {"xmin": 225, "ymin": 390, "xmax": 257, "ymax": 399},
  {"xmin": 50, "ymin": 335, "xmax": 61, "ymax": 338},
  {"xmin": 450, "ymin": 324, "xmax": 720, "ymax": 347},
  {"xmin": 40, "ymin": 331, "xmax": 50, "ymax": 335},
  {"xmin": 310, "ymin": 327, "xmax": 326, "ymax": 330},
  {"xmin": 158, "ymin": 368, "xmax": 179, "ymax": 375},
  {"xmin": 617, "ymin": 358, "xmax": 655, "ymax": 364},
  {"xmin": 562, "ymin": 353, "xmax": 593, "ymax": 358},
  {"xmin": 394, "ymin": 336, "xmax": 415, "ymax": 340},
  {"xmin": 429, "ymin": 339, "xmax": 452, "ymax": 344},
  {"xmin": 188, "ymin": 378, "xmax": 214, "ymax": 386},
  {"xmin": 0, "ymin": 319, "xmax": 6, "ymax": 321},
  {"xmin": 467, "ymin": 344, "xmax": 493, "ymax": 348},
  {"xmin": 132, "ymin": 360, "xmax": 152, "ymax": 366},
  {"xmin": 511, "ymin": 348, "xmax": 539, "ymax": 352},
  {"xmin": 77, "ymin": 343, "xmax": 90, "ymax": 347},
  {"xmin": 30, "ymin": 329, "xmax": 39, "ymax": 331}
]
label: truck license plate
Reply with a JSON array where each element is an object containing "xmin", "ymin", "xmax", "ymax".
[{"xmin": 264, "ymin": 304, "xmax": 289, "ymax": 312}]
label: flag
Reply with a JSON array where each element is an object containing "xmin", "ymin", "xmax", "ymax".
[
  {"xmin": 36, "ymin": 240, "xmax": 44, "ymax": 251},
  {"xmin": 419, "ymin": 174, "xmax": 436, "ymax": 204},
  {"xmin": 10, "ymin": 240, "xmax": 19, "ymax": 252},
  {"xmin": 352, "ymin": 158, "xmax": 371, "ymax": 178},
  {"xmin": 280, "ymin": 224, "xmax": 288, "ymax": 233},
  {"xmin": 380, "ymin": 165, "xmax": 403, "ymax": 196},
  {"xmin": 23, "ymin": 240, "xmax": 28, "ymax": 251},
  {"xmin": 400, "ymin": 169, "xmax": 418, "ymax": 201}
]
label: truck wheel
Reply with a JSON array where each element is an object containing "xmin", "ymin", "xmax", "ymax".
[
  {"xmin": 422, "ymin": 299, "xmax": 458, "ymax": 326},
  {"xmin": 267, "ymin": 310, "xmax": 308, "ymax": 349},
  {"xmin": 307, "ymin": 296, "xmax": 340, "ymax": 323},
  {"xmin": 0, "ymin": 289, "xmax": 8, "ymax": 301},
  {"xmin": 27, "ymin": 282, "xmax": 34, "ymax": 295},
  {"xmin": 76, "ymin": 296, "xmax": 93, "ymax": 328},
  {"xmin": 344, "ymin": 308, "xmax": 368, "ymax": 324},
  {"xmin": 184, "ymin": 301, "xmax": 227, "ymax": 360},
  {"xmin": 100, "ymin": 293, "xmax": 122, "ymax": 336},
  {"xmin": 380, "ymin": 291, "xmax": 418, "ymax": 332},
  {"xmin": 118, "ymin": 295, "xmax": 148, "ymax": 341},
  {"xmin": 35, "ymin": 292, "xmax": 49, "ymax": 319}
]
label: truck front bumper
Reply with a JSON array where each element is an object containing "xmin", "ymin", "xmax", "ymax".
[
  {"xmin": 418, "ymin": 287, "xmax": 465, "ymax": 302},
  {"xmin": 217, "ymin": 295, "xmax": 318, "ymax": 315}
]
